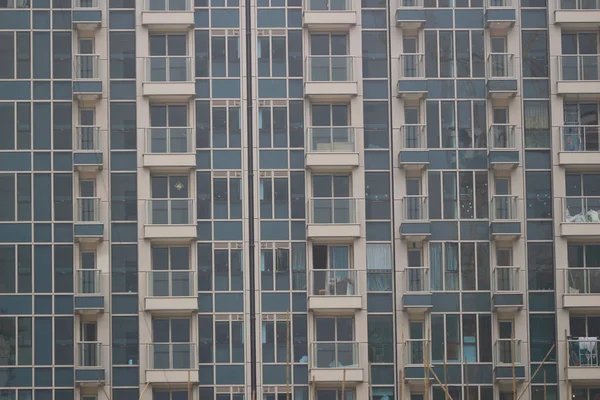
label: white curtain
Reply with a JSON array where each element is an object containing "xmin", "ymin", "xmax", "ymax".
[{"xmin": 366, "ymin": 244, "xmax": 392, "ymax": 291}]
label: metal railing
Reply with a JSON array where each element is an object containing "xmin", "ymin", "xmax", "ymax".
[
  {"xmin": 558, "ymin": 55, "xmax": 600, "ymax": 81},
  {"xmin": 405, "ymin": 267, "xmax": 430, "ymax": 292},
  {"xmin": 404, "ymin": 339, "xmax": 430, "ymax": 365},
  {"xmin": 309, "ymin": 198, "xmax": 357, "ymax": 224},
  {"xmin": 145, "ymin": 127, "xmax": 194, "ymax": 154},
  {"xmin": 306, "ymin": 127, "xmax": 356, "ymax": 152},
  {"xmin": 568, "ymin": 338, "xmax": 600, "ymax": 367},
  {"xmin": 311, "ymin": 342, "xmax": 359, "ymax": 369},
  {"xmin": 145, "ymin": 56, "xmax": 193, "ymax": 82},
  {"xmin": 306, "ymin": 56, "xmax": 354, "ymax": 82},
  {"xmin": 147, "ymin": 270, "xmax": 196, "ymax": 297},
  {"xmin": 486, "ymin": 0, "xmax": 513, "ymax": 6},
  {"xmin": 399, "ymin": 125, "xmax": 426, "ymax": 149},
  {"xmin": 310, "ymin": 269, "xmax": 358, "ymax": 296},
  {"xmin": 560, "ymin": 125, "xmax": 600, "ymax": 152},
  {"xmin": 76, "ymin": 269, "xmax": 102, "ymax": 294},
  {"xmin": 563, "ymin": 196, "xmax": 600, "ymax": 223},
  {"xmin": 305, "ymin": 0, "xmax": 352, "ymax": 10},
  {"xmin": 564, "ymin": 268, "xmax": 600, "ymax": 294},
  {"xmin": 401, "ymin": 196, "xmax": 428, "ymax": 221},
  {"xmin": 75, "ymin": 126, "xmax": 101, "ymax": 151},
  {"xmin": 77, "ymin": 342, "xmax": 103, "ymax": 367},
  {"xmin": 493, "ymin": 267, "xmax": 520, "ymax": 293},
  {"xmin": 76, "ymin": 197, "xmax": 101, "ymax": 222},
  {"xmin": 495, "ymin": 339, "xmax": 522, "ymax": 364},
  {"xmin": 558, "ymin": 0, "xmax": 600, "ymax": 10},
  {"xmin": 398, "ymin": 54, "xmax": 425, "ymax": 78},
  {"xmin": 397, "ymin": 0, "xmax": 423, "ymax": 7},
  {"xmin": 148, "ymin": 343, "xmax": 196, "ymax": 369},
  {"xmin": 74, "ymin": 0, "xmax": 99, "ymax": 7},
  {"xmin": 490, "ymin": 195, "xmax": 520, "ymax": 220},
  {"xmin": 488, "ymin": 53, "xmax": 514, "ymax": 78},
  {"xmin": 489, "ymin": 124, "xmax": 516, "ymax": 149},
  {"xmin": 146, "ymin": 199, "xmax": 194, "ymax": 225},
  {"xmin": 75, "ymin": 54, "xmax": 100, "ymax": 79},
  {"xmin": 144, "ymin": 0, "xmax": 192, "ymax": 11}
]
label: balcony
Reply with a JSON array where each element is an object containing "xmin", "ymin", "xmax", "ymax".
[
  {"xmin": 568, "ymin": 338, "xmax": 600, "ymax": 382},
  {"xmin": 555, "ymin": 0, "xmax": 600, "ymax": 27},
  {"xmin": 143, "ymin": 56, "xmax": 195, "ymax": 100},
  {"xmin": 484, "ymin": 0, "xmax": 516, "ymax": 32},
  {"xmin": 563, "ymin": 268, "xmax": 600, "ymax": 310},
  {"xmin": 74, "ymin": 198, "xmax": 105, "ymax": 242},
  {"xmin": 303, "ymin": 0, "xmax": 357, "ymax": 30},
  {"xmin": 305, "ymin": 127, "xmax": 359, "ymax": 171},
  {"xmin": 490, "ymin": 195, "xmax": 522, "ymax": 240},
  {"xmin": 487, "ymin": 53, "xmax": 517, "ymax": 98},
  {"xmin": 74, "ymin": 269, "xmax": 105, "ymax": 314},
  {"xmin": 74, "ymin": 126, "xmax": 103, "ymax": 173},
  {"xmin": 561, "ymin": 196, "xmax": 600, "ymax": 238},
  {"xmin": 141, "ymin": 0, "xmax": 194, "ymax": 29},
  {"xmin": 146, "ymin": 343, "xmax": 199, "ymax": 384},
  {"xmin": 403, "ymin": 340, "xmax": 432, "ymax": 382},
  {"xmin": 397, "ymin": 54, "xmax": 427, "ymax": 99},
  {"xmin": 557, "ymin": 55, "xmax": 600, "ymax": 98},
  {"xmin": 399, "ymin": 196, "xmax": 430, "ymax": 241},
  {"xmin": 398, "ymin": 125, "xmax": 428, "ymax": 170},
  {"xmin": 307, "ymin": 198, "xmax": 360, "ymax": 240},
  {"xmin": 488, "ymin": 124, "xmax": 519, "ymax": 169},
  {"xmin": 73, "ymin": 0, "xmax": 102, "ymax": 30},
  {"xmin": 76, "ymin": 342, "xmax": 105, "ymax": 385},
  {"xmin": 559, "ymin": 125, "xmax": 600, "ymax": 167},
  {"xmin": 145, "ymin": 270, "xmax": 198, "ymax": 313},
  {"xmin": 395, "ymin": 0, "xmax": 425, "ymax": 30},
  {"xmin": 143, "ymin": 128, "xmax": 196, "ymax": 172},
  {"xmin": 308, "ymin": 269, "xmax": 362, "ymax": 312},
  {"xmin": 494, "ymin": 339, "xmax": 525, "ymax": 381},
  {"xmin": 144, "ymin": 199, "xmax": 196, "ymax": 241},
  {"xmin": 402, "ymin": 268, "xmax": 432, "ymax": 313},
  {"xmin": 73, "ymin": 55, "xmax": 102, "ymax": 101},
  {"xmin": 492, "ymin": 267, "xmax": 523, "ymax": 311},
  {"xmin": 304, "ymin": 56, "xmax": 358, "ymax": 100},
  {"xmin": 310, "ymin": 342, "xmax": 363, "ymax": 383}
]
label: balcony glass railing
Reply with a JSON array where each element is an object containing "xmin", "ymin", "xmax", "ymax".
[
  {"xmin": 76, "ymin": 269, "xmax": 102, "ymax": 294},
  {"xmin": 311, "ymin": 342, "xmax": 359, "ymax": 368},
  {"xmin": 306, "ymin": 0, "xmax": 352, "ymax": 10},
  {"xmin": 558, "ymin": 55, "xmax": 600, "ymax": 81},
  {"xmin": 489, "ymin": 124, "xmax": 516, "ymax": 149},
  {"xmin": 486, "ymin": 0, "xmax": 513, "ymax": 6},
  {"xmin": 77, "ymin": 342, "xmax": 102, "ymax": 367},
  {"xmin": 74, "ymin": 0, "xmax": 99, "ymax": 7},
  {"xmin": 405, "ymin": 267, "xmax": 429, "ymax": 292},
  {"xmin": 404, "ymin": 339, "xmax": 430, "ymax": 365},
  {"xmin": 397, "ymin": 0, "xmax": 423, "ymax": 7},
  {"xmin": 561, "ymin": 125, "xmax": 600, "ymax": 152},
  {"xmin": 399, "ymin": 54, "xmax": 425, "ymax": 78},
  {"xmin": 145, "ymin": 56, "xmax": 193, "ymax": 82},
  {"xmin": 565, "ymin": 268, "xmax": 600, "ymax": 294},
  {"xmin": 146, "ymin": 199, "xmax": 194, "ymax": 225},
  {"xmin": 558, "ymin": 0, "xmax": 600, "ymax": 10},
  {"xmin": 148, "ymin": 343, "xmax": 196, "ymax": 369},
  {"xmin": 495, "ymin": 339, "xmax": 522, "ymax": 364},
  {"xmin": 310, "ymin": 269, "xmax": 358, "ymax": 296},
  {"xmin": 76, "ymin": 197, "xmax": 101, "ymax": 222},
  {"xmin": 306, "ymin": 56, "xmax": 354, "ymax": 82},
  {"xmin": 490, "ymin": 195, "xmax": 519, "ymax": 220},
  {"xmin": 147, "ymin": 270, "xmax": 195, "ymax": 297},
  {"xmin": 75, "ymin": 54, "xmax": 100, "ymax": 79},
  {"xmin": 401, "ymin": 196, "xmax": 428, "ymax": 221},
  {"xmin": 493, "ymin": 267, "xmax": 520, "ymax": 292},
  {"xmin": 146, "ymin": 127, "xmax": 194, "ymax": 154},
  {"xmin": 568, "ymin": 338, "xmax": 600, "ymax": 367},
  {"xmin": 488, "ymin": 53, "xmax": 514, "ymax": 78},
  {"xmin": 75, "ymin": 126, "xmax": 101, "ymax": 151},
  {"xmin": 309, "ymin": 198, "xmax": 357, "ymax": 224},
  {"xmin": 307, "ymin": 127, "xmax": 356, "ymax": 152},
  {"xmin": 144, "ymin": 0, "xmax": 191, "ymax": 10},
  {"xmin": 563, "ymin": 196, "xmax": 600, "ymax": 223},
  {"xmin": 399, "ymin": 125, "xmax": 426, "ymax": 149}
]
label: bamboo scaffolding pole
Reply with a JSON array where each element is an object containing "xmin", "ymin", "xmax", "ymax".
[
  {"xmin": 400, "ymin": 331, "xmax": 405, "ymax": 400},
  {"xmin": 138, "ymin": 382, "xmax": 150, "ymax": 400},
  {"xmin": 424, "ymin": 340, "xmax": 429, "ymax": 400},
  {"xmin": 465, "ymin": 356, "xmax": 470, "ymax": 400},
  {"xmin": 565, "ymin": 330, "xmax": 570, "ymax": 400},
  {"xmin": 443, "ymin": 353, "xmax": 448, "ymax": 400},
  {"xmin": 516, "ymin": 344, "xmax": 556, "ymax": 400},
  {"xmin": 286, "ymin": 309, "xmax": 291, "ymax": 400},
  {"xmin": 544, "ymin": 370, "xmax": 547, "ymax": 400},
  {"xmin": 424, "ymin": 359, "xmax": 454, "ymax": 400},
  {"xmin": 341, "ymin": 369, "xmax": 347, "ymax": 400},
  {"xmin": 512, "ymin": 334, "xmax": 517, "ymax": 400},
  {"xmin": 188, "ymin": 370, "xmax": 191, "ymax": 400}
]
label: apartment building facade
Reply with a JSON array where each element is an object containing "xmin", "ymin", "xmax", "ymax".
[{"xmin": 1, "ymin": 0, "xmax": 599, "ymax": 398}]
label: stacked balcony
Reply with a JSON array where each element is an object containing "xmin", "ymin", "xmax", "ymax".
[
  {"xmin": 398, "ymin": 124, "xmax": 428, "ymax": 170},
  {"xmin": 558, "ymin": 125, "xmax": 600, "ymax": 167},
  {"xmin": 402, "ymin": 267, "xmax": 432, "ymax": 312},
  {"xmin": 75, "ymin": 269, "xmax": 105, "ymax": 314},
  {"xmin": 145, "ymin": 271, "xmax": 198, "ymax": 313},
  {"xmin": 490, "ymin": 195, "xmax": 522, "ymax": 240},
  {"xmin": 492, "ymin": 267, "xmax": 523, "ymax": 311},
  {"xmin": 403, "ymin": 340, "xmax": 432, "ymax": 383},
  {"xmin": 73, "ymin": 0, "xmax": 102, "ymax": 30},
  {"xmin": 304, "ymin": 56, "xmax": 358, "ymax": 100},
  {"xmin": 76, "ymin": 342, "xmax": 105, "ymax": 385},
  {"xmin": 146, "ymin": 343, "xmax": 199, "ymax": 383},
  {"xmin": 487, "ymin": 53, "xmax": 517, "ymax": 98},
  {"xmin": 303, "ymin": 0, "xmax": 357, "ymax": 30},
  {"xmin": 488, "ymin": 124, "xmax": 519, "ymax": 169},
  {"xmin": 555, "ymin": 0, "xmax": 600, "ymax": 27},
  {"xmin": 397, "ymin": 54, "xmax": 427, "ymax": 99},
  {"xmin": 395, "ymin": 0, "xmax": 425, "ymax": 31},
  {"xmin": 484, "ymin": 0, "xmax": 516, "ymax": 33},
  {"xmin": 307, "ymin": 198, "xmax": 360, "ymax": 239},
  {"xmin": 143, "ymin": 127, "xmax": 196, "ymax": 172},
  {"xmin": 567, "ymin": 338, "xmax": 600, "ymax": 382},
  {"xmin": 494, "ymin": 339, "xmax": 525, "ymax": 381},
  {"xmin": 73, "ymin": 54, "xmax": 102, "ymax": 101},
  {"xmin": 563, "ymin": 268, "xmax": 600, "ymax": 309},
  {"xmin": 310, "ymin": 342, "xmax": 363, "ymax": 383},
  {"xmin": 308, "ymin": 269, "xmax": 362, "ymax": 311},
  {"xmin": 143, "ymin": 56, "xmax": 195, "ymax": 100},
  {"xmin": 557, "ymin": 55, "xmax": 600, "ymax": 98},
  {"xmin": 142, "ymin": 0, "xmax": 194, "ymax": 29},
  {"xmin": 74, "ymin": 126, "xmax": 103, "ymax": 172},
  {"xmin": 144, "ymin": 199, "xmax": 196, "ymax": 241},
  {"xmin": 74, "ymin": 197, "xmax": 105, "ymax": 242},
  {"xmin": 399, "ymin": 196, "xmax": 430, "ymax": 241},
  {"xmin": 305, "ymin": 127, "xmax": 359, "ymax": 171},
  {"xmin": 561, "ymin": 196, "xmax": 600, "ymax": 238}
]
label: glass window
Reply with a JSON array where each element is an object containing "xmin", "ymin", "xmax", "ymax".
[
  {"xmin": 528, "ymin": 242, "xmax": 554, "ymax": 290},
  {"xmin": 113, "ymin": 316, "xmax": 139, "ymax": 365},
  {"xmin": 111, "ymin": 174, "xmax": 137, "ymax": 221},
  {"xmin": 110, "ymin": 32, "xmax": 135, "ymax": 78},
  {"xmin": 112, "ymin": 245, "xmax": 138, "ymax": 292}
]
